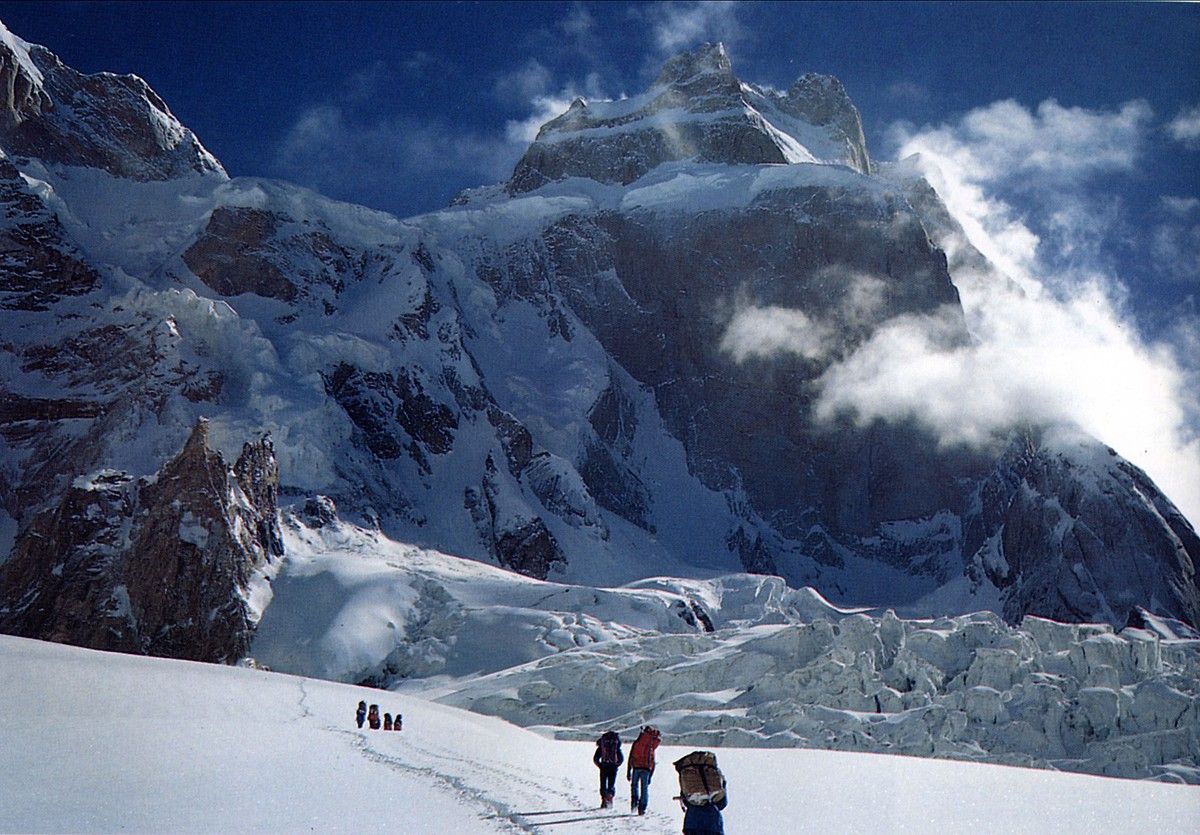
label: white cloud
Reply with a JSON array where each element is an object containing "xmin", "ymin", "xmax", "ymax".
[
  {"xmin": 720, "ymin": 273, "xmax": 889, "ymax": 364},
  {"xmin": 494, "ymin": 59, "xmax": 555, "ymax": 104},
  {"xmin": 650, "ymin": 1, "xmax": 742, "ymax": 54},
  {"xmin": 816, "ymin": 279, "xmax": 1199, "ymax": 465},
  {"xmin": 1153, "ymin": 197, "xmax": 1200, "ymax": 286},
  {"xmin": 501, "ymin": 71, "xmax": 610, "ymax": 144},
  {"xmin": 974, "ymin": 98, "xmax": 1151, "ymax": 177},
  {"xmin": 505, "ymin": 94, "xmax": 575, "ymax": 143},
  {"xmin": 875, "ymin": 100, "xmax": 1200, "ymax": 522},
  {"xmin": 1167, "ymin": 104, "xmax": 1200, "ymax": 150},
  {"xmin": 559, "ymin": 1, "xmax": 597, "ymax": 39},
  {"xmin": 1151, "ymin": 221, "xmax": 1200, "ymax": 284},
  {"xmin": 1162, "ymin": 195, "xmax": 1200, "ymax": 216},
  {"xmin": 813, "ymin": 270, "xmax": 1200, "ymax": 526},
  {"xmin": 721, "ymin": 305, "xmax": 836, "ymax": 362},
  {"xmin": 886, "ymin": 80, "xmax": 933, "ymax": 106},
  {"xmin": 889, "ymin": 99, "xmax": 1153, "ymax": 285}
]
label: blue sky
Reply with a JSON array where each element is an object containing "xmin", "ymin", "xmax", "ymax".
[{"xmin": 5, "ymin": 2, "xmax": 1200, "ymax": 506}]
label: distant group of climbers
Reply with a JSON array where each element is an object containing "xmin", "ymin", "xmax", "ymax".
[
  {"xmin": 593, "ymin": 726, "xmax": 727, "ymax": 833},
  {"xmin": 355, "ymin": 700, "xmax": 402, "ymax": 732}
]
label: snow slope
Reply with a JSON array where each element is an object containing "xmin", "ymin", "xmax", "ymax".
[{"xmin": 1, "ymin": 635, "xmax": 1196, "ymax": 834}]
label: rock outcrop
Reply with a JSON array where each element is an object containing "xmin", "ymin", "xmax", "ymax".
[
  {"xmin": 182, "ymin": 205, "xmax": 379, "ymax": 308},
  {"xmin": 465, "ymin": 455, "xmax": 567, "ymax": 580},
  {"xmin": 0, "ymin": 420, "xmax": 282, "ymax": 662},
  {"xmin": 0, "ymin": 157, "xmax": 99, "ymax": 310}
]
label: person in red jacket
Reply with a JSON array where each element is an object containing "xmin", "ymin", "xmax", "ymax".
[{"xmin": 626, "ymin": 726, "xmax": 661, "ymax": 815}]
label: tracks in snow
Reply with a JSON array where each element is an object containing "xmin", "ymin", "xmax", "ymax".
[{"xmin": 293, "ymin": 679, "xmax": 671, "ymax": 832}]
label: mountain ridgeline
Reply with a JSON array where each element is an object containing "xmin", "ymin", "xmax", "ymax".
[{"xmin": 0, "ymin": 24, "xmax": 1197, "ymax": 665}]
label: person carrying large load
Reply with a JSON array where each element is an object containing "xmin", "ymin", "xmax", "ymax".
[{"xmin": 674, "ymin": 750, "xmax": 728, "ymax": 834}]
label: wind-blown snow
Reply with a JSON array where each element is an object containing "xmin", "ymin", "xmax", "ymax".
[{"xmin": 3, "ymin": 635, "xmax": 1197, "ymax": 834}]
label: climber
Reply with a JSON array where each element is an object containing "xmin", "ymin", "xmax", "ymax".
[
  {"xmin": 355, "ymin": 700, "xmax": 367, "ymax": 729},
  {"xmin": 627, "ymin": 726, "xmax": 661, "ymax": 815},
  {"xmin": 367, "ymin": 704, "xmax": 381, "ymax": 730},
  {"xmin": 384, "ymin": 712, "xmax": 393, "ymax": 731},
  {"xmin": 593, "ymin": 730, "xmax": 623, "ymax": 808},
  {"xmin": 675, "ymin": 750, "xmax": 728, "ymax": 835}
]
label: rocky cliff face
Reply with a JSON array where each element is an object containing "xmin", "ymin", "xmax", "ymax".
[
  {"xmin": 0, "ymin": 23, "xmax": 223, "ymax": 180},
  {"xmin": 0, "ymin": 420, "xmax": 281, "ymax": 662},
  {"xmin": 526, "ymin": 189, "xmax": 972, "ymax": 538},
  {"xmin": 963, "ymin": 430, "xmax": 1200, "ymax": 628},
  {"xmin": 0, "ymin": 156, "xmax": 98, "ymax": 310},
  {"xmin": 0, "ymin": 25, "xmax": 1195, "ymax": 641}
]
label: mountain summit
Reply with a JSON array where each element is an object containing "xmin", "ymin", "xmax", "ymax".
[{"xmin": 509, "ymin": 41, "xmax": 871, "ymax": 193}]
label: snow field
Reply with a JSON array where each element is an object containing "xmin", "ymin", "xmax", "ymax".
[{"xmin": 3, "ymin": 635, "xmax": 1198, "ymax": 834}]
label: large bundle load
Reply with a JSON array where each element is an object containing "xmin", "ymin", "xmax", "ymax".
[{"xmin": 673, "ymin": 750, "xmax": 726, "ymax": 805}]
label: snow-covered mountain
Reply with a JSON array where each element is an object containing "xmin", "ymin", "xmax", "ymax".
[
  {"xmin": 1, "ymin": 18, "xmax": 1199, "ymax": 791},
  {"xmin": 507, "ymin": 42, "xmax": 872, "ymax": 191},
  {"xmin": 0, "ymin": 24, "xmax": 221, "ymax": 180},
  {"xmin": 1, "ymin": 22, "xmax": 1195, "ymax": 635}
]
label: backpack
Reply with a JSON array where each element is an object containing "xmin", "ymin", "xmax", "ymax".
[
  {"xmin": 598, "ymin": 731, "xmax": 621, "ymax": 764},
  {"xmin": 674, "ymin": 750, "xmax": 725, "ymax": 806},
  {"xmin": 630, "ymin": 727, "xmax": 661, "ymax": 770}
]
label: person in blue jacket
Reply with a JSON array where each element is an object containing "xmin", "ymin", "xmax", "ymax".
[
  {"xmin": 681, "ymin": 785, "xmax": 727, "ymax": 834},
  {"xmin": 593, "ymin": 730, "xmax": 624, "ymax": 808}
]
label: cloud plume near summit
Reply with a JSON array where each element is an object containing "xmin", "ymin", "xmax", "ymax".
[{"xmin": 723, "ymin": 98, "xmax": 1200, "ymax": 526}]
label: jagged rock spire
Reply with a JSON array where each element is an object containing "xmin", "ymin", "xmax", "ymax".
[
  {"xmin": 0, "ymin": 424, "xmax": 282, "ymax": 663},
  {"xmin": 508, "ymin": 41, "xmax": 870, "ymax": 193},
  {"xmin": 655, "ymin": 41, "xmax": 733, "ymax": 84}
]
